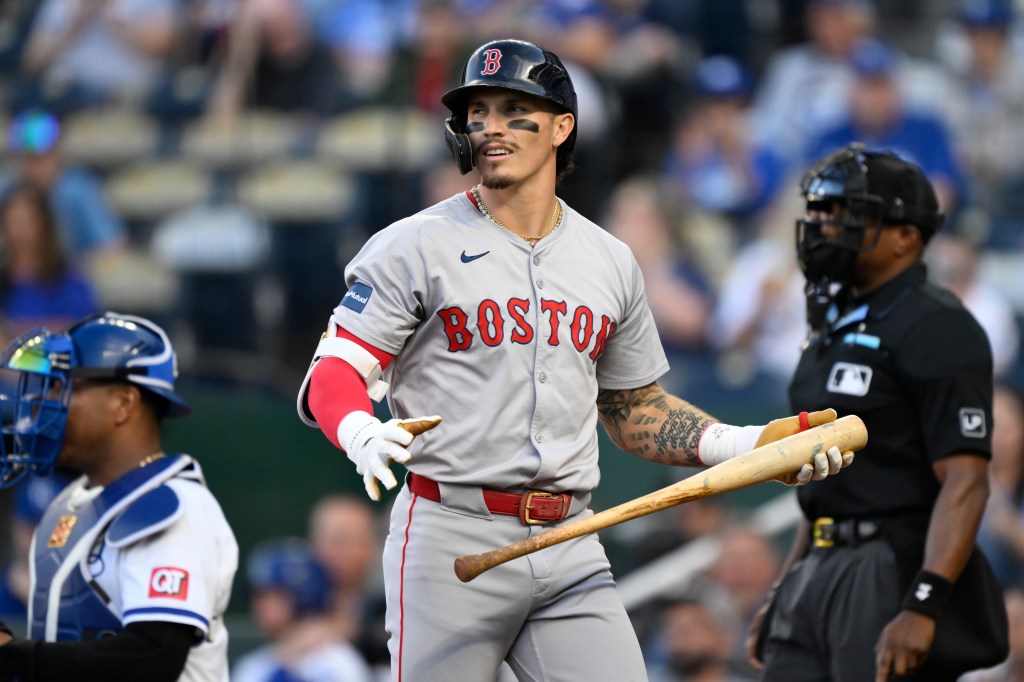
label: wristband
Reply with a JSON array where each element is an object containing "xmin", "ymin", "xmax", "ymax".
[
  {"xmin": 697, "ymin": 423, "xmax": 763, "ymax": 466},
  {"xmin": 901, "ymin": 570, "xmax": 953, "ymax": 619}
]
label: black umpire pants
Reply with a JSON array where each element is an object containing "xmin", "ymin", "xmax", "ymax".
[{"xmin": 760, "ymin": 539, "xmax": 961, "ymax": 682}]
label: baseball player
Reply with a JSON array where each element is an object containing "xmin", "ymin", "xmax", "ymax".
[
  {"xmin": 0, "ymin": 312, "xmax": 238, "ymax": 682},
  {"xmin": 297, "ymin": 38, "xmax": 851, "ymax": 681},
  {"xmin": 232, "ymin": 537, "xmax": 374, "ymax": 682}
]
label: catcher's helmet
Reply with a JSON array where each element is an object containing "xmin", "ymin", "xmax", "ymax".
[
  {"xmin": 0, "ymin": 312, "xmax": 190, "ymax": 488},
  {"xmin": 796, "ymin": 143, "xmax": 944, "ymax": 284},
  {"xmin": 441, "ymin": 38, "xmax": 578, "ymax": 175},
  {"xmin": 246, "ymin": 538, "xmax": 332, "ymax": 615}
]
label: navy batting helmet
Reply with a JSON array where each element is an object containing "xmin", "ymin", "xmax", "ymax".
[
  {"xmin": 0, "ymin": 312, "xmax": 189, "ymax": 488},
  {"xmin": 441, "ymin": 38, "xmax": 578, "ymax": 175},
  {"xmin": 246, "ymin": 538, "xmax": 332, "ymax": 615}
]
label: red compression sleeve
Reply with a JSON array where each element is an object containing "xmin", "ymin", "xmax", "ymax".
[{"xmin": 307, "ymin": 329, "xmax": 395, "ymax": 449}]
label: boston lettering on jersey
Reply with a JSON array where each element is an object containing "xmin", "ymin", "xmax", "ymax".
[{"xmin": 437, "ymin": 298, "xmax": 616, "ymax": 361}]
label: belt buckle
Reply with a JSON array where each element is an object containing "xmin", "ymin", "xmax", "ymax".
[
  {"xmin": 813, "ymin": 517, "xmax": 835, "ymax": 548},
  {"xmin": 519, "ymin": 491, "xmax": 561, "ymax": 525}
]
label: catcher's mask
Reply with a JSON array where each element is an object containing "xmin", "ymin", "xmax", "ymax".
[
  {"xmin": 0, "ymin": 312, "xmax": 189, "ymax": 488},
  {"xmin": 441, "ymin": 38, "xmax": 578, "ymax": 175},
  {"xmin": 796, "ymin": 142, "xmax": 944, "ymax": 287}
]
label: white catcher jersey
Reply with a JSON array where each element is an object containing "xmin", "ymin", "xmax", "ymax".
[
  {"xmin": 56, "ymin": 467, "xmax": 238, "ymax": 682},
  {"xmin": 327, "ymin": 192, "xmax": 669, "ymax": 492}
]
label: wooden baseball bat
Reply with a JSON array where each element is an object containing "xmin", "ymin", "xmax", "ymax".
[{"xmin": 453, "ymin": 414, "xmax": 867, "ymax": 583}]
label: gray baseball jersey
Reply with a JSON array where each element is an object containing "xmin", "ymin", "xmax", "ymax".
[{"xmin": 328, "ymin": 191, "xmax": 670, "ymax": 493}]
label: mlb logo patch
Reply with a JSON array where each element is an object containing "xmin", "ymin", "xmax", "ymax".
[
  {"xmin": 959, "ymin": 407, "xmax": 986, "ymax": 439},
  {"xmin": 149, "ymin": 567, "xmax": 189, "ymax": 600},
  {"xmin": 340, "ymin": 282, "xmax": 373, "ymax": 313},
  {"xmin": 826, "ymin": 362, "xmax": 873, "ymax": 396}
]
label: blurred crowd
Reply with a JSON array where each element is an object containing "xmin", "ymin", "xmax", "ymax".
[{"xmin": 1, "ymin": 0, "xmax": 1024, "ymax": 679}]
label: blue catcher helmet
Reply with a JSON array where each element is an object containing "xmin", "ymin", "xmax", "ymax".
[
  {"xmin": 246, "ymin": 538, "xmax": 332, "ymax": 615},
  {"xmin": 0, "ymin": 312, "xmax": 190, "ymax": 488}
]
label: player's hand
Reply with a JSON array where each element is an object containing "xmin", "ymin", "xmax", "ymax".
[
  {"xmin": 776, "ymin": 445, "xmax": 851, "ymax": 486},
  {"xmin": 874, "ymin": 611, "xmax": 936, "ymax": 681},
  {"xmin": 338, "ymin": 412, "xmax": 442, "ymax": 501},
  {"xmin": 754, "ymin": 409, "xmax": 855, "ymax": 485}
]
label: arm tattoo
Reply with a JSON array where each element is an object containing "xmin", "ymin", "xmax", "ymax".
[{"xmin": 596, "ymin": 383, "xmax": 715, "ymax": 466}]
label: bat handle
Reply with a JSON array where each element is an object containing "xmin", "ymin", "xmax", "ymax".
[{"xmin": 454, "ymin": 554, "xmax": 486, "ymax": 583}]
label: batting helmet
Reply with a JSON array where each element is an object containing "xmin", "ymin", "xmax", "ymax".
[
  {"xmin": 797, "ymin": 142, "xmax": 944, "ymax": 285},
  {"xmin": 246, "ymin": 538, "xmax": 332, "ymax": 615},
  {"xmin": 0, "ymin": 312, "xmax": 190, "ymax": 488},
  {"xmin": 441, "ymin": 38, "xmax": 578, "ymax": 175}
]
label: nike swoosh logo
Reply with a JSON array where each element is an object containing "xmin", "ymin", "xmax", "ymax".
[{"xmin": 460, "ymin": 250, "xmax": 490, "ymax": 263}]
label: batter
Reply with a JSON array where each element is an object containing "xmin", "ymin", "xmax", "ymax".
[{"xmin": 298, "ymin": 38, "xmax": 849, "ymax": 681}]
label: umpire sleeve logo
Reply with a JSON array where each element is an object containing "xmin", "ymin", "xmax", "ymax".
[
  {"xmin": 826, "ymin": 362, "xmax": 872, "ymax": 396},
  {"xmin": 959, "ymin": 407, "xmax": 987, "ymax": 439},
  {"xmin": 340, "ymin": 282, "xmax": 373, "ymax": 313}
]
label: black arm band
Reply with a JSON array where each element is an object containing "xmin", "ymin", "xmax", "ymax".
[
  {"xmin": 0, "ymin": 621, "xmax": 196, "ymax": 682},
  {"xmin": 901, "ymin": 569, "xmax": 954, "ymax": 619}
]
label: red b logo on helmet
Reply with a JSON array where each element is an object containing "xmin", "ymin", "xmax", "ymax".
[{"xmin": 481, "ymin": 49, "xmax": 502, "ymax": 75}]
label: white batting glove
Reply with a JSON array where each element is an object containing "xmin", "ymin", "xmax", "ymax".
[
  {"xmin": 338, "ymin": 411, "xmax": 442, "ymax": 501},
  {"xmin": 780, "ymin": 446, "xmax": 854, "ymax": 486}
]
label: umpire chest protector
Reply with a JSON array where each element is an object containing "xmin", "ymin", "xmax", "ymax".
[
  {"xmin": 29, "ymin": 455, "xmax": 192, "ymax": 642},
  {"xmin": 789, "ymin": 263, "xmax": 993, "ymax": 520}
]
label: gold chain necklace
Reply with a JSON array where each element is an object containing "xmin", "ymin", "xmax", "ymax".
[
  {"xmin": 138, "ymin": 452, "xmax": 166, "ymax": 468},
  {"xmin": 471, "ymin": 185, "xmax": 562, "ymax": 245}
]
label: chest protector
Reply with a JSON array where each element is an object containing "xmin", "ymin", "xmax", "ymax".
[{"xmin": 29, "ymin": 455, "xmax": 195, "ymax": 641}]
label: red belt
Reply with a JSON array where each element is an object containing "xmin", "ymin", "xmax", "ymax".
[{"xmin": 408, "ymin": 473, "xmax": 573, "ymax": 525}]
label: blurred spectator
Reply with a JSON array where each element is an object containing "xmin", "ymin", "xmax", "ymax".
[
  {"xmin": 0, "ymin": 0, "xmax": 42, "ymax": 75},
  {"xmin": 307, "ymin": 494, "xmax": 389, "ymax": 674},
  {"xmin": 941, "ymin": 0, "xmax": 1024, "ymax": 250},
  {"xmin": 663, "ymin": 55, "xmax": 787, "ymax": 232},
  {"xmin": 512, "ymin": 0, "xmax": 690, "ymax": 179},
  {"xmin": 705, "ymin": 194, "xmax": 808, "ymax": 408},
  {"xmin": 703, "ymin": 528, "xmax": 781, "ymax": 679},
  {"xmin": 0, "ymin": 109, "xmax": 126, "ymax": 264},
  {"xmin": 805, "ymin": 38, "xmax": 966, "ymax": 213},
  {"xmin": 315, "ymin": 0, "xmax": 404, "ymax": 104},
  {"xmin": 751, "ymin": 0, "xmax": 877, "ymax": 166},
  {"xmin": 961, "ymin": 587, "xmax": 1024, "ymax": 681},
  {"xmin": 925, "ymin": 232, "xmax": 1021, "ymax": 378},
  {"xmin": 0, "ymin": 182, "xmax": 99, "ymax": 346},
  {"xmin": 19, "ymin": 0, "xmax": 181, "ymax": 111},
  {"xmin": 646, "ymin": 592, "xmax": 751, "ymax": 682},
  {"xmin": 603, "ymin": 176, "xmax": 712, "ymax": 363},
  {"xmin": 379, "ymin": 0, "xmax": 474, "ymax": 115},
  {"xmin": 619, "ymin": 495, "xmax": 736, "ymax": 575},
  {"xmin": 232, "ymin": 537, "xmax": 374, "ymax": 682},
  {"xmin": 208, "ymin": 0, "xmax": 341, "ymax": 119},
  {"xmin": 975, "ymin": 382, "xmax": 1024, "ymax": 589}
]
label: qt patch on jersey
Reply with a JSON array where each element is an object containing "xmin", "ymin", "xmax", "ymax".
[
  {"xmin": 959, "ymin": 407, "xmax": 987, "ymax": 438},
  {"xmin": 149, "ymin": 567, "xmax": 189, "ymax": 600},
  {"xmin": 826, "ymin": 362, "xmax": 872, "ymax": 396},
  {"xmin": 340, "ymin": 282, "xmax": 373, "ymax": 313}
]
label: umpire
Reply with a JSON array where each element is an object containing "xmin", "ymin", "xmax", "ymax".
[{"xmin": 750, "ymin": 143, "xmax": 1008, "ymax": 681}]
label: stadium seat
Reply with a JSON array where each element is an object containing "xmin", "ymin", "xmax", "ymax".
[
  {"xmin": 179, "ymin": 110, "xmax": 303, "ymax": 169},
  {"xmin": 316, "ymin": 106, "xmax": 442, "ymax": 172},
  {"xmin": 235, "ymin": 161, "xmax": 353, "ymax": 223},
  {"xmin": 59, "ymin": 108, "xmax": 160, "ymax": 170},
  {"xmin": 104, "ymin": 160, "xmax": 214, "ymax": 224}
]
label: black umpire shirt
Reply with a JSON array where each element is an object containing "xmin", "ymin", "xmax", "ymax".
[{"xmin": 789, "ymin": 262, "xmax": 992, "ymax": 521}]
